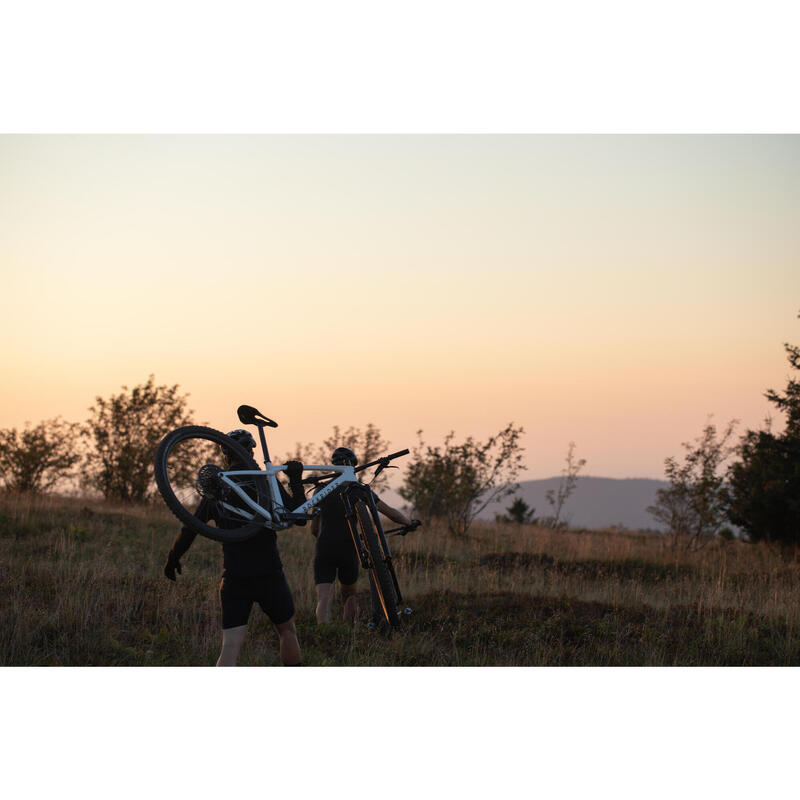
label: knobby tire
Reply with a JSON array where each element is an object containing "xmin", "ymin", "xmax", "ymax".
[
  {"xmin": 355, "ymin": 500, "xmax": 400, "ymax": 630},
  {"xmin": 153, "ymin": 425, "xmax": 269, "ymax": 543}
]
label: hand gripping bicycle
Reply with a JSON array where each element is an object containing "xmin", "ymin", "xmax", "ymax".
[{"xmin": 153, "ymin": 404, "xmax": 412, "ymax": 629}]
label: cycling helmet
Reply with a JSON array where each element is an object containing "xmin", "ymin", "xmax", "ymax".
[
  {"xmin": 220, "ymin": 428, "xmax": 256, "ymax": 461},
  {"xmin": 226, "ymin": 429, "xmax": 256, "ymax": 450},
  {"xmin": 331, "ymin": 446, "xmax": 358, "ymax": 467}
]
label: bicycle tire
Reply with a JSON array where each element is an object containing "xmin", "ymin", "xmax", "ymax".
[
  {"xmin": 154, "ymin": 425, "xmax": 269, "ymax": 542},
  {"xmin": 354, "ymin": 500, "xmax": 400, "ymax": 629},
  {"xmin": 367, "ymin": 572, "xmax": 389, "ymax": 631}
]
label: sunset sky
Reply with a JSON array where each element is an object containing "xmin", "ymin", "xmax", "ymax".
[{"xmin": 1, "ymin": 135, "xmax": 798, "ymax": 479}]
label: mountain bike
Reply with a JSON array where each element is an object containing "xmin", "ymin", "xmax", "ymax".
[{"xmin": 153, "ymin": 404, "xmax": 417, "ymax": 629}]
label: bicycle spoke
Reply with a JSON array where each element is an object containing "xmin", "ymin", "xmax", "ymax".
[{"xmin": 154, "ymin": 425, "xmax": 270, "ymax": 543}]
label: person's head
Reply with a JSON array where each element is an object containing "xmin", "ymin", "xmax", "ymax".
[
  {"xmin": 331, "ymin": 446, "xmax": 357, "ymax": 468},
  {"xmin": 221, "ymin": 428, "xmax": 256, "ymax": 464}
]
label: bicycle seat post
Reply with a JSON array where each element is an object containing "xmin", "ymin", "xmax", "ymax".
[
  {"xmin": 235, "ymin": 406, "xmax": 278, "ymax": 466},
  {"xmin": 257, "ymin": 426, "xmax": 271, "ymax": 465}
]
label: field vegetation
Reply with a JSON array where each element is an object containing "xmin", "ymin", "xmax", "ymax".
[{"xmin": 2, "ymin": 491, "xmax": 799, "ymax": 666}]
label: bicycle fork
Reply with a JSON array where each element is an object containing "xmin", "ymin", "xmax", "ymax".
[
  {"xmin": 341, "ymin": 492, "xmax": 404, "ymax": 607},
  {"xmin": 364, "ymin": 491, "xmax": 404, "ymax": 606}
]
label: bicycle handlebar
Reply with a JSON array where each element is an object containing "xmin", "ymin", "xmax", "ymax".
[
  {"xmin": 385, "ymin": 519, "xmax": 421, "ymax": 536},
  {"xmin": 354, "ymin": 449, "xmax": 410, "ymax": 474}
]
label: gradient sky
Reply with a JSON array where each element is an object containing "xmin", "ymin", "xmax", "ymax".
[{"xmin": 1, "ymin": 135, "xmax": 798, "ymax": 479}]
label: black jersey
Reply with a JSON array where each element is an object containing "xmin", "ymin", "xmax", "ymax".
[
  {"xmin": 168, "ymin": 467, "xmax": 305, "ymax": 578},
  {"xmin": 313, "ymin": 485, "xmax": 381, "ymax": 585},
  {"xmin": 315, "ymin": 485, "xmax": 381, "ymax": 548}
]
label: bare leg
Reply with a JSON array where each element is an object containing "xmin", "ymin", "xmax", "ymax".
[
  {"xmin": 341, "ymin": 581, "xmax": 359, "ymax": 624},
  {"xmin": 274, "ymin": 616, "xmax": 301, "ymax": 665},
  {"xmin": 315, "ymin": 582, "xmax": 335, "ymax": 624},
  {"xmin": 216, "ymin": 624, "xmax": 247, "ymax": 666}
]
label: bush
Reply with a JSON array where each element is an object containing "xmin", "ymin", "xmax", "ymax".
[
  {"xmin": 647, "ymin": 419, "xmax": 737, "ymax": 550},
  {"xmin": 398, "ymin": 424, "xmax": 525, "ymax": 536},
  {"xmin": 0, "ymin": 418, "xmax": 82, "ymax": 493},
  {"xmin": 83, "ymin": 376, "xmax": 199, "ymax": 503}
]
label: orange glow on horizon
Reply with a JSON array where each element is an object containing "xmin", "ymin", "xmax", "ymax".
[{"xmin": 1, "ymin": 135, "xmax": 798, "ymax": 478}]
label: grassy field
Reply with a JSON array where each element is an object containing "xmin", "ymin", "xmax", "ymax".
[{"xmin": 2, "ymin": 491, "xmax": 799, "ymax": 666}]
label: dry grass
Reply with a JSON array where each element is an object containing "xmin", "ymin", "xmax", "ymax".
[{"xmin": 2, "ymin": 491, "xmax": 799, "ymax": 665}]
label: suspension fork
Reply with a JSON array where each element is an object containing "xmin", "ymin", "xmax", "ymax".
[
  {"xmin": 364, "ymin": 490, "xmax": 404, "ymax": 605},
  {"xmin": 340, "ymin": 490, "xmax": 404, "ymax": 606},
  {"xmin": 341, "ymin": 492, "xmax": 371, "ymax": 568}
]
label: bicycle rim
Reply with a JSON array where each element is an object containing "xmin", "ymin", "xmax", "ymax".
[{"xmin": 153, "ymin": 425, "xmax": 269, "ymax": 542}]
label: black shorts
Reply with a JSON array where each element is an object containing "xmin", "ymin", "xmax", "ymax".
[
  {"xmin": 314, "ymin": 538, "xmax": 360, "ymax": 586},
  {"xmin": 219, "ymin": 570, "xmax": 295, "ymax": 629}
]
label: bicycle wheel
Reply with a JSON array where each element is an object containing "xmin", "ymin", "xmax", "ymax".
[
  {"xmin": 154, "ymin": 425, "xmax": 270, "ymax": 542},
  {"xmin": 354, "ymin": 500, "xmax": 400, "ymax": 629}
]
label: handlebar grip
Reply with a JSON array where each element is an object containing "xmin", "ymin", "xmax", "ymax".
[
  {"xmin": 386, "ymin": 519, "xmax": 421, "ymax": 536},
  {"xmin": 385, "ymin": 449, "xmax": 409, "ymax": 460},
  {"xmin": 354, "ymin": 448, "xmax": 410, "ymax": 474}
]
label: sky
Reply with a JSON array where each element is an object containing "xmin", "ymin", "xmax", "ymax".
[{"xmin": 1, "ymin": 134, "xmax": 798, "ymax": 479}]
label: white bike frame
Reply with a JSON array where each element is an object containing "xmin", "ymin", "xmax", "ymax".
[{"xmin": 218, "ymin": 463, "xmax": 358, "ymax": 530}]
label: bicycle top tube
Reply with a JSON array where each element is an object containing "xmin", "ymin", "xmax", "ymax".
[
  {"xmin": 218, "ymin": 463, "xmax": 359, "ymax": 530},
  {"xmin": 215, "ymin": 446, "xmax": 409, "ymax": 532}
]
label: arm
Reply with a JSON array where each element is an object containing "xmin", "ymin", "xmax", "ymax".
[
  {"xmin": 376, "ymin": 498, "xmax": 412, "ymax": 527},
  {"xmin": 282, "ymin": 465, "xmax": 306, "ymax": 508},
  {"xmin": 279, "ymin": 460, "xmax": 308, "ymax": 524},
  {"xmin": 164, "ymin": 498, "xmax": 210, "ymax": 580}
]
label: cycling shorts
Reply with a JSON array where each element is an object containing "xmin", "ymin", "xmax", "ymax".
[
  {"xmin": 313, "ymin": 538, "xmax": 360, "ymax": 586},
  {"xmin": 219, "ymin": 570, "xmax": 295, "ymax": 629}
]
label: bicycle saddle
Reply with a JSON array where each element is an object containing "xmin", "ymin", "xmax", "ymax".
[{"xmin": 237, "ymin": 405, "xmax": 278, "ymax": 428}]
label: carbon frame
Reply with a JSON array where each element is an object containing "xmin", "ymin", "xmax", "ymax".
[{"xmin": 217, "ymin": 463, "xmax": 358, "ymax": 530}]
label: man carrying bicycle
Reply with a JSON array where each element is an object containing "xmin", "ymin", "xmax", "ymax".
[
  {"xmin": 311, "ymin": 446, "xmax": 416, "ymax": 625},
  {"xmin": 163, "ymin": 429, "xmax": 306, "ymax": 666}
]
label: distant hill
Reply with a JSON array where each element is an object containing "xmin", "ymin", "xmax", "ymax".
[{"xmin": 382, "ymin": 476, "xmax": 670, "ymax": 531}]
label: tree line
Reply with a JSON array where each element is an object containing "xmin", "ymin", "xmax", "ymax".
[
  {"xmin": 2, "ymin": 315, "xmax": 798, "ymax": 547},
  {"xmin": 0, "ymin": 376, "xmax": 527, "ymax": 536},
  {"xmin": 0, "ymin": 377, "xmax": 197, "ymax": 503},
  {"xmin": 647, "ymin": 315, "xmax": 800, "ymax": 552}
]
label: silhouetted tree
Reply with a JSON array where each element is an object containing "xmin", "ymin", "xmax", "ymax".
[
  {"xmin": 648, "ymin": 419, "xmax": 737, "ymax": 550},
  {"xmin": 542, "ymin": 442, "xmax": 586, "ymax": 529},
  {"xmin": 0, "ymin": 418, "xmax": 82, "ymax": 493},
  {"xmin": 399, "ymin": 424, "xmax": 525, "ymax": 536},
  {"xmin": 499, "ymin": 496, "xmax": 537, "ymax": 525},
  {"xmin": 728, "ymin": 322, "xmax": 800, "ymax": 550},
  {"xmin": 83, "ymin": 376, "xmax": 199, "ymax": 503}
]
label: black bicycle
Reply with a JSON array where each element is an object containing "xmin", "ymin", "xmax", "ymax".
[
  {"xmin": 306, "ymin": 473, "xmax": 421, "ymax": 630},
  {"xmin": 153, "ymin": 404, "xmax": 418, "ymax": 630}
]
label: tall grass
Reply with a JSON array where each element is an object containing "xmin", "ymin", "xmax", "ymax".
[{"xmin": 1, "ymin": 491, "xmax": 798, "ymax": 665}]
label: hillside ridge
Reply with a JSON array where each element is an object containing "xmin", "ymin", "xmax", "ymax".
[{"xmin": 383, "ymin": 475, "xmax": 669, "ymax": 530}]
